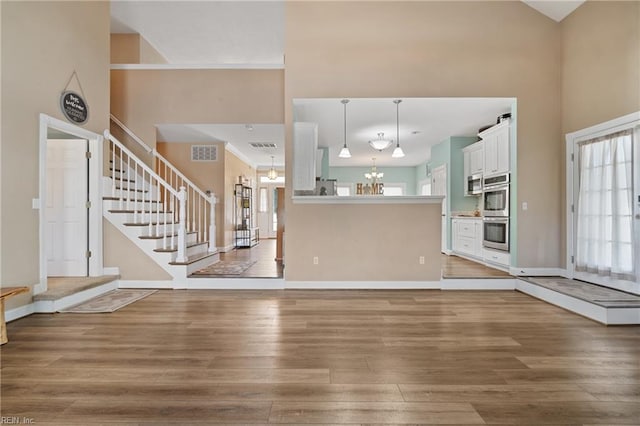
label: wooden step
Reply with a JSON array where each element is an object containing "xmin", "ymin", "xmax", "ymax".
[
  {"xmin": 115, "ymin": 186, "xmax": 148, "ymax": 193},
  {"xmin": 103, "ymin": 197, "xmax": 161, "ymax": 203},
  {"xmin": 139, "ymin": 231, "xmax": 197, "ymax": 240},
  {"xmin": 123, "ymin": 222, "xmax": 178, "ymax": 227},
  {"xmin": 111, "ymin": 177, "xmax": 137, "ymax": 183},
  {"xmin": 154, "ymin": 241, "xmax": 208, "ymax": 253},
  {"xmin": 108, "ymin": 209, "xmax": 173, "ymax": 214},
  {"xmin": 169, "ymin": 252, "xmax": 218, "ymax": 266}
]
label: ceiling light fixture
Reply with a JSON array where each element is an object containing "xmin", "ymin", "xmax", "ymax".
[
  {"xmin": 392, "ymin": 99, "xmax": 405, "ymax": 158},
  {"xmin": 369, "ymin": 132, "xmax": 393, "ymax": 152},
  {"xmin": 267, "ymin": 155, "xmax": 278, "ymax": 180},
  {"xmin": 364, "ymin": 157, "xmax": 384, "ymax": 182},
  {"xmin": 338, "ymin": 99, "xmax": 351, "ymax": 159}
]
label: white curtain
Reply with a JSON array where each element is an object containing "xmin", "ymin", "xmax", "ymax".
[{"xmin": 576, "ymin": 129, "xmax": 634, "ymax": 281}]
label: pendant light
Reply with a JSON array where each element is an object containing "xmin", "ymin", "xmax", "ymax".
[
  {"xmin": 338, "ymin": 99, "xmax": 351, "ymax": 158},
  {"xmin": 267, "ymin": 155, "xmax": 278, "ymax": 180},
  {"xmin": 392, "ymin": 99, "xmax": 405, "ymax": 158}
]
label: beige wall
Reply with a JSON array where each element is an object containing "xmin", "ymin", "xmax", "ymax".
[
  {"xmin": 224, "ymin": 150, "xmax": 257, "ymax": 250},
  {"xmin": 286, "ymin": 203, "xmax": 442, "ymax": 281},
  {"xmin": 561, "ymin": 1, "xmax": 640, "ymax": 134},
  {"xmin": 111, "ymin": 69, "xmax": 284, "ymax": 149},
  {"xmin": 110, "ymin": 69, "xmax": 282, "ymax": 263},
  {"xmin": 103, "ymin": 220, "xmax": 172, "ymax": 281},
  {"xmin": 1, "ymin": 1, "xmax": 110, "ymax": 308},
  {"xmin": 285, "ymin": 1, "xmax": 563, "ymax": 277},
  {"xmin": 111, "ymin": 33, "xmax": 167, "ymax": 64},
  {"xmin": 111, "ymin": 34, "xmax": 140, "ymax": 64},
  {"xmin": 156, "ymin": 141, "xmax": 226, "ymax": 248},
  {"xmin": 559, "ymin": 0, "xmax": 640, "ymax": 266}
]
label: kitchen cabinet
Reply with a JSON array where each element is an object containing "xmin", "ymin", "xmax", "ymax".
[
  {"xmin": 463, "ymin": 141, "xmax": 483, "ymax": 177},
  {"xmin": 479, "ymin": 120, "xmax": 510, "ymax": 177},
  {"xmin": 293, "ymin": 122, "xmax": 318, "ymax": 190},
  {"xmin": 452, "ymin": 217, "xmax": 483, "ymax": 259},
  {"xmin": 463, "ymin": 141, "xmax": 483, "ymax": 196}
]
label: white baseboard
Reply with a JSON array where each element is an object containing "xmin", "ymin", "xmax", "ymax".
[
  {"xmin": 219, "ymin": 244, "xmax": 235, "ymax": 253},
  {"xmin": 441, "ymin": 278, "xmax": 517, "ymax": 290},
  {"xmin": 118, "ymin": 280, "xmax": 174, "ymax": 289},
  {"xmin": 442, "ymin": 249, "xmax": 452, "ymax": 255},
  {"xmin": 103, "ymin": 266, "xmax": 120, "ymax": 275},
  {"xmin": 188, "ymin": 278, "xmax": 284, "ymax": 290},
  {"xmin": 5, "ymin": 303, "xmax": 36, "ymax": 322},
  {"xmin": 284, "ymin": 281, "xmax": 442, "ymax": 290},
  {"xmin": 510, "ymin": 267, "xmax": 564, "ymax": 276}
]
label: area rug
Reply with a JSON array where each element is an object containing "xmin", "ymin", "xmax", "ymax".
[
  {"xmin": 192, "ymin": 259, "xmax": 257, "ymax": 276},
  {"xmin": 59, "ymin": 289, "xmax": 157, "ymax": 313}
]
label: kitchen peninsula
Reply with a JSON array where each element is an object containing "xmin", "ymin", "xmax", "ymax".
[{"xmin": 285, "ymin": 195, "xmax": 444, "ymax": 284}]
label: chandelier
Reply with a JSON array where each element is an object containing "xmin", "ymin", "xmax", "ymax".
[
  {"xmin": 267, "ymin": 156, "xmax": 278, "ymax": 180},
  {"xmin": 368, "ymin": 132, "xmax": 393, "ymax": 151},
  {"xmin": 364, "ymin": 158, "xmax": 383, "ymax": 182}
]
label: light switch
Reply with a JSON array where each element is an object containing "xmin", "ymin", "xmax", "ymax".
[
  {"xmin": 522, "ymin": 202, "xmax": 528, "ymax": 211},
  {"xmin": 32, "ymin": 198, "xmax": 40, "ymax": 210}
]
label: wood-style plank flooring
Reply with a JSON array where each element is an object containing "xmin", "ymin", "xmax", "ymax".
[
  {"xmin": 441, "ymin": 254, "xmax": 511, "ymax": 279},
  {"xmin": 216, "ymin": 239, "xmax": 283, "ymax": 278},
  {"xmin": 2, "ymin": 290, "xmax": 640, "ymax": 424}
]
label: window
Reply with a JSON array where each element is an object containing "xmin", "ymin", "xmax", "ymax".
[
  {"xmin": 336, "ymin": 183, "xmax": 353, "ymax": 196},
  {"xmin": 576, "ymin": 129, "xmax": 634, "ymax": 281},
  {"xmin": 258, "ymin": 187, "xmax": 268, "ymax": 213},
  {"xmin": 260, "ymin": 176, "xmax": 285, "ymax": 184},
  {"xmin": 382, "ymin": 183, "xmax": 406, "ymax": 196}
]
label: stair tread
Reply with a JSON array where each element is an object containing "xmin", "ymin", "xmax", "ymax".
[
  {"xmin": 154, "ymin": 241, "xmax": 208, "ymax": 253},
  {"xmin": 115, "ymin": 187, "xmax": 148, "ymax": 193},
  {"xmin": 108, "ymin": 209, "xmax": 173, "ymax": 214},
  {"xmin": 123, "ymin": 221, "xmax": 178, "ymax": 226},
  {"xmin": 103, "ymin": 197, "xmax": 160, "ymax": 203},
  {"xmin": 112, "ymin": 177, "xmax": 136, "ymax": 183},
  {"xmin": 139, "ymin": 231, "xmax": 197, "ymax": 240},
  {"xmin": 169, "ymin": 252, "xmax": 218, "ymax": 266}
]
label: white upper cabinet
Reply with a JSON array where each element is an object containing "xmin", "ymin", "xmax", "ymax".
[
  {"xmin": 480, "ymin": 120, "xmax": 510, "ymax": 177},
  {"xmin": 293, "ymin": 122, "xmax": 318, "ymax": 190},
  {"xmin": 463, "ymin": 141, "xmax": 483, "ymax": 176}
]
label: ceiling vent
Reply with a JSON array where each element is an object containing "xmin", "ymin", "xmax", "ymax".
[
  {"xmin": 191, "ymin": 145, "xmax": 218, "ymax": 162},
  {"xmin": 249, "ymin": 142, "xmax": 278, "ymax": 149}
]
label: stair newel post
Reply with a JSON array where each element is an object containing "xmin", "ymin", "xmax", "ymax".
[
  {"xmin": 208, "ymin": 193, "xmax": 217, "ymax": 253},
  {"xmin": 176, "ymin": 186, "xmax": 188, "ymax": 263}
]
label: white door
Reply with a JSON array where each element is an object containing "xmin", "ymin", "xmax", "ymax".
[
  {"xmin": 46, "ymin": 139, "xmax": 88, "ymax": 276},
  {"xmin": 257, "ymin": 182, "xmax": 283, "ymax": 239},
  {"xmin": 432, "ymin": 164, "xmax": 448, "ymax": 253}
]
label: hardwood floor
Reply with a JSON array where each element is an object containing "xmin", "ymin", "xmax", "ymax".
[
  {"xmin": 215, "ymin": 239, "xmax": 283, "ymax": 278},
  {"xmin": 441, "ymin": 254, "xmax": 511, "ymax": 278},
  {"xmin": 2, "ymin": 290, "xmax": 640, "ymax": 424}
]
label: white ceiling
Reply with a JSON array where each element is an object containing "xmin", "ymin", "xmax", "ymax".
[
  {"xmin": 111, "ymin": 1, "xmax": 284, "ymax": 65},
  {"xmin": 522, "ymin": 1, "xmax": 585, "ymax": 22},
  {"xmin": 294, "ymin": 98, "xmax": 515, "ymax": 167},
  {"xmin": 156, "ymin": 124, "xmax": 285, "ymax": 168}
]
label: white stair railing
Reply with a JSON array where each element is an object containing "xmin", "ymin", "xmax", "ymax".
[
  {"xmin": 110, "ymin": 114, "xmax": 217, "ymax": 252},
  {"xmin": 105, "ymin": 130, "xmax": 187, "ymax": 263}
]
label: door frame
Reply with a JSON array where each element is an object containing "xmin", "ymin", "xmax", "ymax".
[
  {"xmin": 37, "ymin": 114, "xmax": 103, "ymax": 295},
  {"xmin": 565, "ymin": 111, "xmax": 640, "ymax": 294}
]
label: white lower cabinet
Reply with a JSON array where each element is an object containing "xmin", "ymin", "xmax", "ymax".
[
  {"xmin": 452, "ymin": 218, "xmax": 482, "ymax": 259},
  {"xmin": 482, "ymin": 247, "xmax": 510, "ymax": 267}
]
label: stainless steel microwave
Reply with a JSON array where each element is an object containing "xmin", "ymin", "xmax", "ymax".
[{"xmin": 466, "ymin": 174, "xmax": 482, "ymax": 196}]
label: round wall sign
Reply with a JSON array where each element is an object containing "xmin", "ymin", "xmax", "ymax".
[{"xmin": 60, "ymin": 91, "xmax": 89, "ymax": 124}]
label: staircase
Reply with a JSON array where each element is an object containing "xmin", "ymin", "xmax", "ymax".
[{"xmin": 102, "ymin": 117, "xmax": 219, "ymax": 283}]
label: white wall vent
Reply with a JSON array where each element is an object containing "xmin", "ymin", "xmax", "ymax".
[
  {"xmin": 191, "ymin": 145, "xmax": 218, "ymax": 162},
  {"xmin": 249, "ymin": 142, "xmax": 277, "ymax": 149}
]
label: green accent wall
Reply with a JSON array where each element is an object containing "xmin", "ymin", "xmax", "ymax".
[
  {"xmin": 329, "ymin": 166, "xmax": 418, "ymax": 195},
  {"xmin": 430, "ymin": 136, "xmax": 479, "ymax": 251}
]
